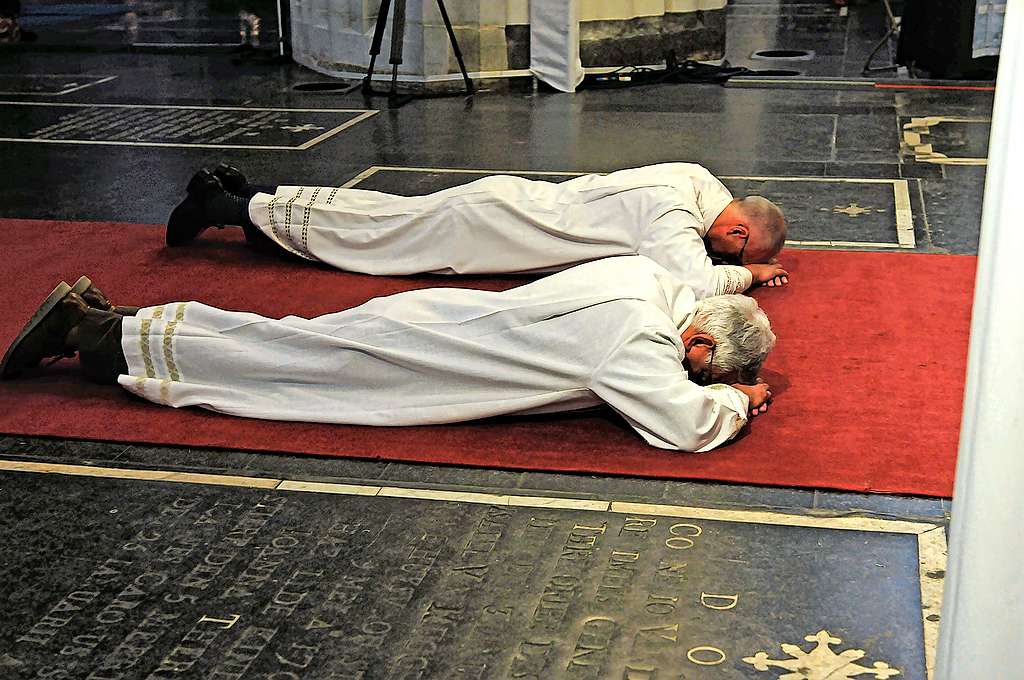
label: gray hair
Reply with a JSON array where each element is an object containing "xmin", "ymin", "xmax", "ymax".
[
  {"xmin": 737, "ymin": 196, "xmax": 787, "ymax": 257},
  {"xmin": 691, "ymin": 295, "xmax": 776, "ymax": 381}
]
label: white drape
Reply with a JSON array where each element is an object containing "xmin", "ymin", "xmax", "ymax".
[{"xmin": 529, "ymin": 0, "xmax": 585, "ymax": 92}]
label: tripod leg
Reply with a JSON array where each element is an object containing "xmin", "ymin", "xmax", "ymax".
[
  {"xmin": 435, "ymin": 0, "xmax": 474, "ymax": 94},
  {"xmin": 389, "ymin": 0, "xmax": 407, "ymax": 65},
  {"xmin": 861, "ymin": 25, "xmax": 898, "ymax": 74},
  {"xmin": 363, "ymin": 0, "xmax": 394, "ymax": 92},
  {"xmin": 861, "ymin": 0, "xmax": 899, "ymax": 75},
  {"xmin": 388, "ymin": 0, "xmax": 407, "ymax": 99}
]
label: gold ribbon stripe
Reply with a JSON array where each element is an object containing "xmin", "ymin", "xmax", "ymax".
[
  {"xmin": 301, "ymin": 186, "xmax": 322, "ymax": 255},
  {"xmin": 138, "ymin": 305, "xmax": 164, "ymax": 379}
]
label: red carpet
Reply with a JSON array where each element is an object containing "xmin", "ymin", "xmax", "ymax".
[{"xmin": 0, "ymin": 219, "xmax": 975, "ymax": 496}]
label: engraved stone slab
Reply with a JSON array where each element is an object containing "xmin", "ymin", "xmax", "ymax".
[
  {"xmin": 0, "ymin": 74, "xmax": 116, "ymax": 96},
  {"xmin": 0, "ymin": 103, "xmax": 376, "ymax": 149},
  {"xmin": 0, "ymin": 472, "xmax": 938, "ymax": 679},
  {"xmin": 723, "ymin": 177, "xmax": 906, "ymax": 245},
  {"xmin": 347, "ymin": 168, "xmax": 913, "ymax": 248}
]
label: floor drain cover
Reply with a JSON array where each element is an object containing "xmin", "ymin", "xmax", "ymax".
[
  {"xmin": 750, "ymin": 49, "xmax": 815, "ymax": 61},
  {"xmin": 293, "ymin": 82, "xmax": 355, "ymax": 92}
]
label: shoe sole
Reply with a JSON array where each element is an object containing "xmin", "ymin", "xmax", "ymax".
[
  {"xmin": 166, "ymin": 198, "xmax": 207, "ymax": 246},
  {"xmin": 0, "ymin": 281, "xmax": 73, "ymax": 379},
  {"xmin": 214, "ymin": 163, "xmax": 247, "ymax": 195},
  {"xmin": 70, "ymin": 275, "xmax": 92, "ymax": 298},
  {"xmin": 186, "ymin": 168, "xmax": 218, "ymax": 195},
  {"xmin": 166, "ymin": 170, "xmax": 222, "ymax": 246}
]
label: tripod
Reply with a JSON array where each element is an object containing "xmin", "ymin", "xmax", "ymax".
[
  {"xmin": 861, "ymin": 0, "xmax": 901, "ymax": 75},
  {"xmin": 357, "ymin": 0, "xmax": 474, "ymax": 106}
]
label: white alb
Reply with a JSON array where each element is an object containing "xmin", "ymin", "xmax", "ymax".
[
  {"xmin": 119, "ymin": 256, "xmax": 751, "ymax": 452},
  {"xmin": 248, "ymin": 163, "xmax": 752, "ymax": 300}
]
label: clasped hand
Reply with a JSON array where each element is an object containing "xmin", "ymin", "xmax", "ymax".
[
  {"xmin": 745, "ymin": 259, "xmax": 789, "ymax": 288},
  {"xmin": 731, "ymin": 381, "xmax": 772, "ymax": 416}
]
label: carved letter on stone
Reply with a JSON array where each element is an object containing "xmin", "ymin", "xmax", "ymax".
[
  {"xmin": 644, "ymin": 594, "xmax": 678, "ymax": 616},
  {"xmin": 197, "ymin": 614, "xmax": 241, "ymax": 629},
  {"xmin": 620, "ymin": 517, "xmax": 657, "ymax": 537},
  {"xmin": 636, "ymin": 624, "xmax": 678, "ymax": 644},
  {"xmin": 687, "ymin": 646, "xmax": 726, "ymax": 666},
  {"xmin": 623, "ymin": 665, "xmax": 657, "ymax": 680},
  {"xmin": 700, "ymin": 593, "xmax": 739, "ymax": 611},
  {"xmin": 665, "ymin": 523, "xmax": 702, "ymax": 551}
]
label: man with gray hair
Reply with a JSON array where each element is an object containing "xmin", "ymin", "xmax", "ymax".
[
  {"xmin": 167, "ymin": 162, "xmax": 790, "ymax": 300},
  {"xmin": 2, "ymin": 256, "xmax": 775, "ymax": 452}
]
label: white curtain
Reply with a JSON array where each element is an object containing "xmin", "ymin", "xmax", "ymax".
[{"xmin": 529, "ymin": 0, "xmax": 584, "ymax": 92}]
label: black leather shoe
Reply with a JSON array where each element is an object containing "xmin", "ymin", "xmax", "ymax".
[
  {"xmin": 70, "ymin": 275, "xmax": 114, "ymax": 311},
  {"xmin": 213, "ymin": 163, "xmax": 250, "ymax": 197},
  {"xmin": 1, "ymin": 285, "xmax": 88, "ymax": 379},
  {"xmin": 166, "ymin": 169, "xmax": 224, "ymax": 247}
]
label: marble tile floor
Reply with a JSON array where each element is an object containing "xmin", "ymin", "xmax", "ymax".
[{"xmin": 0, "ymin": 461, "xmax": 946, "ymax": 679}]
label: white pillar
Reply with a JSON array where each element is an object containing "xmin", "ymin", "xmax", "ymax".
[{"xmin": 935, "ymin": 1, "xmax": 1024, "ymax": 676}]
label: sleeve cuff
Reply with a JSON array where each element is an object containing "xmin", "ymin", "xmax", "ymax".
[
  {"xmin": 704, "ymin": 383, "xmax": 750, "ymax": 421},
  {"xmin": 714, "ymin": 265, "xmax": 754, "ymax": 295}
]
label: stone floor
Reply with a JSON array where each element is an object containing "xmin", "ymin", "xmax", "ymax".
[
  {"xmin": 725, "ymin": 0, "xmax": 897, "ymax": 78},
  {"xmin": 0, "ymin": 1, "xmax": 995, "ymax": 677}
]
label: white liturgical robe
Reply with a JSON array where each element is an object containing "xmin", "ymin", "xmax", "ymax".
[
  {"xmin": 119, "ymin": 257, "xmax": 752, "ymax": 452},
  {"xmin": 248, "ymin": 163, "xmax": 752, "ymax": 300}
]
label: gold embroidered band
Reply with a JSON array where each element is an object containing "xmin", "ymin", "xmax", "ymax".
[
  {"xmin": 282, "ymin": 186, "xmax": 305, "ymax": 253},
  {"xmin": 268, "ymin": 195, "xmax": 281, "ymax": 240},
  {"xmin": 301, "ymin": 186, "xmax": 322, "ymax": 255},
  {"xmin": 162, "ymin": 303, "xmax": 186, "ymax": 382},
  {"xmin": 139, "ymin": 318, "xmax": 156, "ymax": 379}
]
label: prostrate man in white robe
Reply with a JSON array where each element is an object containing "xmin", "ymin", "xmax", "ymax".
[
  {"xmin": 166, "ymin": 162, "xmax": 790, "ymax": 300},
  {"xmin": 2, "ymin": 256, "xmax": 776, "ymax": 453}
]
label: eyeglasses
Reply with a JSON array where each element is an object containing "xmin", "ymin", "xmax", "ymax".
[
  {"xmin": 710, "ymin": 231, "xmax": 750, "ymax": 266},
  {"xmin": 736, "ymin": 234, "xmax": 749, "ymax": 265},
  {"xmin": 697, "ymin": 344, "xmax": 717, "ymax": 386}
]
